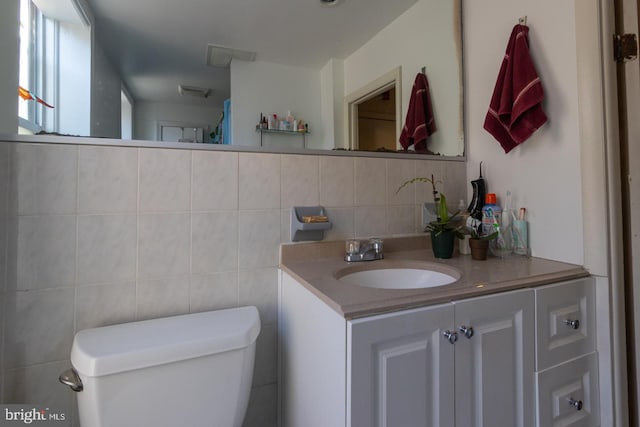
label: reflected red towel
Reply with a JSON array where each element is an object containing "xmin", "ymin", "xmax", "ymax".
[
  {"xmin": 484, "ymin": 25, "xmax": 547, "ymax": 153},
  {"xmin": 400, "ymin": 73, "xmax": 436, "ymax": 151}
]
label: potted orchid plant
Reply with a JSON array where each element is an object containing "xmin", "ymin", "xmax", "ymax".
[{"xmin": 397, "ymin": 175, "xmax": 464, "ymax": 259}]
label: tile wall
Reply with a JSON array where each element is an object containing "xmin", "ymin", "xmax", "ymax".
[{"xmin": 0, "ymin": 141, "xmax": 466, "ymax": 425}]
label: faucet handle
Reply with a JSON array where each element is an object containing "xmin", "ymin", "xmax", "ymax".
[
  {"xmin": 369, "ymin": 238, "xmax": 384, "ymax": 254},
  {"xmin": 345, "ymin": 239, "xmax": 361, "ymax": 255}
]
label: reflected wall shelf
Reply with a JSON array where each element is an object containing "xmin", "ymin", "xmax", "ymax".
[{"xmin": 256, "ymin": 128, "xmax": 309, "ymax": 148}]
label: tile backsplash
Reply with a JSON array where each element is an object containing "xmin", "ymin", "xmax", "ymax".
[{"xmin": 0, "ymin": 140, "xmax": 466, "ymax": 425}]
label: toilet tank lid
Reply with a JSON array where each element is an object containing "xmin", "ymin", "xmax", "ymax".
[{"xmin": 71, "ymin": 306, "xmax": 260, "ymax": 377}]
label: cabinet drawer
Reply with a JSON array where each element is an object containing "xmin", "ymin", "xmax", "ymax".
[
  {"xmin": 536, "ymin": 352, "xmax": 599, "ymax": 427},
  {"xmin": 535, "ymin": 277, "xmax": 595, "ymax": 371}
]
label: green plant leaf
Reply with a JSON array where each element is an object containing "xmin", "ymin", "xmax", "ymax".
[{"xmin": 438, "ymin": 193, "xmax": 448, "ymax": 222}]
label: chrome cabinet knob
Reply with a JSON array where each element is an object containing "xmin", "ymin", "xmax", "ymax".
[
  {"xmin": 459, "ymin": 325, "xmax": 474, "ymax": 339},
  {"xmin": 443, "ymin": 330, "xmax": 458, "ymax": 344},
  {"xmin": 564, "ymin": 319, "xmax": 580, "ymax": 330},
  {"xmin": 568, "ymin": 398, "xmax": 583, "ymax": 411}
]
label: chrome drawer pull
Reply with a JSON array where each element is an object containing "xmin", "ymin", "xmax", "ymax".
[
  {"xmin": 443, "ymin": 330, "xmax": 458, "ymax": 344},
  {"xmin": 564, "ymin": 319, "xmax": 580, "ymax": 330},
  {"xmin": 568, "ymin": 398, "xmax": 583, "ymax": 411}
]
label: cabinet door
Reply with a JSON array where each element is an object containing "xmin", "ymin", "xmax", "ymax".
[
  {"xmin": 536, "ymin": 352, "xmax": 600, "ymax": 426},
  {"xmin": 348, "ymin": 304, "xmax": 455, "ymax": 427},
  {"xmin": 454, "ymin": 289, "xmax": 535, "ymax": 427},
  {"xmin": 535, "ymin": 277, "xmax": 595, "ymax": 371}
]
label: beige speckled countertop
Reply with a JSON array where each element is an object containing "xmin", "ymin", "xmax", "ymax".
[{"xmin": 279, "ymin": 236, "xmax": 589, "ymax": 319}]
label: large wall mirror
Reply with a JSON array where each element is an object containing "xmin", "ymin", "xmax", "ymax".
[{"xmin": 12, "ymin": 0, "xmax": 463, "ymax": 158}]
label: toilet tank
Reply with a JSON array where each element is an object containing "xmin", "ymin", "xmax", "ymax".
[{"xmin": 70, "ymin": 306, "xmax": 260, "ymax": 427}]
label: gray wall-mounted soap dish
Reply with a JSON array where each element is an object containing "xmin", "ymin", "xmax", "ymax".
[{"xmin": 291, "ymin": 206, "xmax": 332, "ymax": 241}]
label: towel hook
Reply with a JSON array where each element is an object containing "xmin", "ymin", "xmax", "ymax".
[
  {"xmin": 518, "ymin": 16, "xmax": 527, "ymax": 25},
  {"xmin": 421, "ymin": 66, "xmax": 427, "ymax": 75}
]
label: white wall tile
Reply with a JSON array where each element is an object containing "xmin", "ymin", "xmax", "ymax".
[
  {"xmin": 354, "ymin": 206, "xmax": 387, "ymax": 238},
  {"xmin": 0, "ymin": 143, "xmax": 7, "ymax": 295},
  {"xmin": 443, "ymin": 161, "xmax": 468, "ymax": 208},
  {"xmin": 281, "ymin": 155, "xmax": 319, "ymax": 209},
  {"xmin": 319, "ymin": 156, "xmax": 354, "ymax": 207},
  {"xmin": 0, "ymin": 294, "xmax": 4, "ymax": 401},
  {"xmin": 238, "ymin": 153, "xmax": 280, "ymax": 210},
  {"xmin": 324, "ymin": 207, "xmax": 355, "ymax": 240},
  {"xmin": 139, "ymin": 148, "xmax": 190, "ymax": 212},
  {"xmin": 387, "ymin": 159, "xmax": 416, "ymax": 205},
  {"xmin": 11, "ymin": 144, "xmax": 77, "ymax": 215},
  {"xmin": 190, "ymin": 272, "xmax": 238, "ymax": 313},
  {"xmin": 192, "ymin": 212, "xmax": 238, "ymax": 274},
  {"xmin": 0, "ymin": 142, "xmax": 470, "ymax": 427},
  {"xmin": 78, "ymin": 146, "xmax": 138, "ymax": 213},
  {"xmin": 243, "ymin": 383, "xmax": 278, "ymax": 427},
  {"xmin": 238, "ymin": 268, "xmax": 278, "ymax": 325},
  {"xmin": 415, "ymin": 160, "xmax": 444, "ymax": 204},
  {"xmin": 11, "ymin": 215, "xmax": 76, "ymax": 291},
  {"xmin": 5, "ymin": 289, "xmax": 74, "ymax": 368},
  {"xmin": 77, "ymin": 214, "xmax": 136, "ymax": 286},
  {"xmin": 0, "ymin": 215, "xmax": 6, "ymax": 294},
  {"xmin": 192, "ymin": 151, "xmax": 238, "ymax": 211},
  {"xmin": 0, "ymin": 142, "xmax": 8, "ymax": 212},
  {"xmin": 4, "ymin": 361, "xmax": 74, "ymax": 415},
  {"xmin": 387, "ymin": 205, "xmax": 417, "ymax": 235},
  {"xmin": 238, "ymin": 211, "xmax": 280, "ymax": 269},
  {"xmin": 138, "ymin": 213, "xmax": 190, "ymax": 279},
  {"xmin": 253, "ymin": 323, "xmax": 277, "ymax": 387},
  {"xmin": 136, "ymin": 276, "xmax": 190, "ymax": 321},
  {"xmin": 280, "ymin": 209, "xmax": 292, "ymax": 243},
  {"xmin": 354, "ymin": 157, "xmax": 386, "ymax": 206},
  {"xmin": 75, "ymin": 282, "xmax": 136, "ymax": 331}
]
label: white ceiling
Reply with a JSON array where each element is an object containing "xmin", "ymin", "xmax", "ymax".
[{"xmin": 86, "ymin": 0, "xmax": 418, "ymax": 107}]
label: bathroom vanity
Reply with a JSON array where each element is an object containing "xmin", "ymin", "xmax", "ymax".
[{"xmin": 278, "ymin": 237, "xmax": 599, "ymax": 427}]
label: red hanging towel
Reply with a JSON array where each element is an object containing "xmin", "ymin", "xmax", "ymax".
[
  {"xmin": 483, "ymin": 24, "xmax": 547, "ymax": 153},
  {"xmin": 399, "ymin": 73, "xmax": 436, "ymax": 151}
]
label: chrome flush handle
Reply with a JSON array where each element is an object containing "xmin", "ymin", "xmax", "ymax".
[{"xmin": 59, "ymin": 368, "xmax": 83, "ymax": 392}]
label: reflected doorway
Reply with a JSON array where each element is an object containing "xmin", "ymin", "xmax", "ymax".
[
  {"xmin": 345, "ymin": 67, "xmax": 402, "ymax": 151},
  {"xmin": 357, "ymin": 88, "xmax": 396, "ymax": 151}
]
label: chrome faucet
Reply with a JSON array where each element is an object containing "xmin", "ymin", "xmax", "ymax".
[{"xmin": 344, "ymin": 238, "xmax": 384, "ymax": 262}]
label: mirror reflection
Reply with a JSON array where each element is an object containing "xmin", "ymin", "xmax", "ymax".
[{"xmin": 16, "ymin": 0, "xmax": 463, "ymax": 157}]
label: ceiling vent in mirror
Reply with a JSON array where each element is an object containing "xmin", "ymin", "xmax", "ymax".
[
  {"xmin": 320, "ymin": 0, "xmax": 342, "ymax": 7},
  {"xmin": 178, "ymin": 85, "xmax": 212, "ymax": 98},
  {"xmin": 206, "ymin": 45, "xmax": 256, "ymax": 68}
]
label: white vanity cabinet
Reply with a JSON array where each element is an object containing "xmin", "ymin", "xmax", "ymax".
[
  {"xmin": 348, "ymin": 289, "xmax": 534, "ymax": 427},
  {"xmin": 348, "ymin": 302, "xmax": 456, "ymax": 427},
  {"xmin": 279, "ymin": 271, "xmax": 598, "ymax": 427},
  {"xmin": 534, "ymin": 277, "xmax": 599, "ymax": 426}
]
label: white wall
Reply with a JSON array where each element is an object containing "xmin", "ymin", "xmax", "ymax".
[
  {"xmin": 463, "ymin": 0, "xmax": 584, "ymax": 264},
  {"xmin": 320, "ymin": 59, "xmax": 345, "ymax": 149},
  {"xmin": 91, "ymin": 43, "xmax": 123, "ymax": 138},
  {"xmin": 134, "ymin": 101, "xmax": 221, "ymax": 142},
  {"xmin": 0, "ymin": 0, "xmax": 19, "ymax": 136},
  {"xmin": 230, "ymin": 61, "xmax": 323, "ymax": 149},
  {"xmin": 343, "ymin": 0, "xmax": 463, "ymax": 156}
]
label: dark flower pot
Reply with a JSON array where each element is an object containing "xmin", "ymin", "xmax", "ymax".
[
  {"xmin": 469, "ymin": 238, "xmax": 489, "ymax": 260},
  {"xmin": 431, "ymin": 230, "xmax": 455, "ymax": 259}
]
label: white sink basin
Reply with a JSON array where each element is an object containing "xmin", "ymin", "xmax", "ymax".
[{"xmin": 336, "ymin": 262, "xmax": 460, "ymax": 290}]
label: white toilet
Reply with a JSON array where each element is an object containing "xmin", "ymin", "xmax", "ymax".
[{"xmin": 60, "ymin": 306, "xmax": 260, "ymax": 427}]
